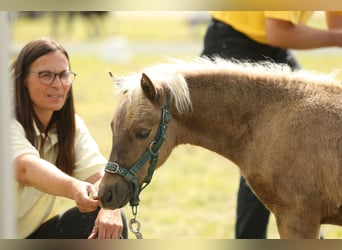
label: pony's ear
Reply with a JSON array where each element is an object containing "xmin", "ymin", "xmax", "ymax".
[
  {"xmin": 141, "ymin": 73, "xmax": 163, "ymax": 105},
  {"xmin": 108, "ymin": 71, "xmax": 122, "ymax": 87}
]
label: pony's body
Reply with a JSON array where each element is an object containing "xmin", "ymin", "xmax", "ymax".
[{"xmin": 99, "ymin": 58, "xmax": 342, "ymax": 238}]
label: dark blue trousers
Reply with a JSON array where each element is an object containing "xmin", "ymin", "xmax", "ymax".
[{"xmin": 26, "ymin": 207, "xmax": 128, "ymax": 239}]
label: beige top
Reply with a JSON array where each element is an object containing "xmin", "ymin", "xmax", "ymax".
[{"xmin": 11, "ymin": 114, "xmax": 107, "ymax": 238}]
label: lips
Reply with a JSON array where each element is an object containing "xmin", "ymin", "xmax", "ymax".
[{"xmin": 47, "ymin": 94, "xmax": 63, "ymax": 99}]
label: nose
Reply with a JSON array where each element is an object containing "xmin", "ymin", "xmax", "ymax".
[{"xmin": 50, "ymin": 75, "xmax": 63, "ymax": 87}]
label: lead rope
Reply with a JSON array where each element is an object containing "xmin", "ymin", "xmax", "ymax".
[{"xmin": 128, "ymin": 205, "xmax": 143, "ymax": 239}]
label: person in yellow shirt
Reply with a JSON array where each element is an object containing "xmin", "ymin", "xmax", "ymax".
[
  {"xmin": 11, "ymin": 37, "xmax": 128, "ymax": 239},
  {"xmin": 201, "ymin": 11, "xmax": 342, "ymax": 239}
]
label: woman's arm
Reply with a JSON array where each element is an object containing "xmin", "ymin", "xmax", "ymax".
[
  {"xmin": 15, "ymin": 153, "xmax": 100, "ymax": 212},
  {"xmin": 72, "ymin": 115, "xmax": 125, "ymax": 239},
  {"xmin": 85, "ymin": 171, "xmax": 125, "ymax": 239}
]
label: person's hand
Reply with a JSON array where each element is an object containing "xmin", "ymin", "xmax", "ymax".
[
  {"xmin": 88, "ymin": 209, "xmax": 124, "ymax": 239},
  {"xmin": 71, "ymin": 180, "xmax": 100, "ymax": 212}
]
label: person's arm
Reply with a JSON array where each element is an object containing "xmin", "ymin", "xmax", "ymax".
[
  {"xmin": 85, "ymin": 172, "xmax": 125, "ymax": 239},
  {"xmin": 265, "ymin": 17, "xmax": 342, "ymax": 49},
  {"xmin": 71, "ymin": 115, "xmax": 125, "ymax": 239},
  {"xmin": 15, "ymin": 153, "xmax": 99, "ymax": 212},
  {"xmin": 87, "ymin": 205, "xmax": 124, "ymax": 239},
  {"xmin": 325, "ymin": 11, "xmax": 342, "ymax": 30}
]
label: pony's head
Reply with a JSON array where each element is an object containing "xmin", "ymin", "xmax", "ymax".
[{"xmin": 99, "ymin": 69, "xmax": 192, "ymax": 209}]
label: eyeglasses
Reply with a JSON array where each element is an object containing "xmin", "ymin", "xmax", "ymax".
[{"xmin": 30, "ymin": 70, "xmax": 76, "ymax": 86}]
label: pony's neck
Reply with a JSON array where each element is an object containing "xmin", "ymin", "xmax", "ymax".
[{"xmin": 171, "ymin": 71, "xmax": 296, "ymax": 164}]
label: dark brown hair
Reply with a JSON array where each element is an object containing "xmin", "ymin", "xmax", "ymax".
[{"xmin": 12, "ymin": 37, "xmax": 75, "ymax": 175}]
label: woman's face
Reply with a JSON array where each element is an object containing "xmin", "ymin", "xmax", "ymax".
[{"xmin": 25, "ymin": 50, "xmax": 71, "ymax": 123}]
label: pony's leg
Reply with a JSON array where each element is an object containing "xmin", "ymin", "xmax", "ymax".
[{"xmin": 274, "ymin": 209, "xmax": 321, "ymax": 239}]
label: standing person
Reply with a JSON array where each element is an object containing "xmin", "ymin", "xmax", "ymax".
[
  {"xmin": 200, "ymin": 11, "xmax": 342, "ymax": 238},
  {"xmin": 11, "ymin": 37, "xmax": 128, "ymax": 239}
]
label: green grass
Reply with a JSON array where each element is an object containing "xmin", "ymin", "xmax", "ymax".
[{"xmin": 10, "ymin": 11, "xmax": 342, "ymax": 239}]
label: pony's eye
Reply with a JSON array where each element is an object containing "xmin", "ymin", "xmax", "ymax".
[{"xmin": 136, "ymin": 129, "xmax": 151, "ymax": 139}]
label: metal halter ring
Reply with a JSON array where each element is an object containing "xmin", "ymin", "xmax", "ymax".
[{"xmin": 148, "ymin": 141, "xmax": 159, "ymax": 156}]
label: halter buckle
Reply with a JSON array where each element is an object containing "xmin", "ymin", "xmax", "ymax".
[{"xmin": 105, "ymin": 162, "xmax": 121, "ymax": 174}]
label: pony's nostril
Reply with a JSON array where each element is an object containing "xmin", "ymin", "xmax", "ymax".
[{"xmin": 103, "ymin": 189, "xmax": 113, "ymax": 204}]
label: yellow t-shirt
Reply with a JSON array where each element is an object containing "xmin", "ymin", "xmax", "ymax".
[
  {"xmin": 11, "ymin": 114, "xmax": 107, "ymax": 238},
  {"xmin": 211, "ymin": 11, "xmax": 314, "ymax": 44}
]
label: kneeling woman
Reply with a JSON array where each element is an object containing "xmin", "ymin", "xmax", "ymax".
[{"xmin": 11, "ymin": 37, "xmax": 127, "ymax": 239}]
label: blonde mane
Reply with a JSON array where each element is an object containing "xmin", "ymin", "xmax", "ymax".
[{"xmin": 114, "ymin": 57, "xmax": 340, "ymax": 114}]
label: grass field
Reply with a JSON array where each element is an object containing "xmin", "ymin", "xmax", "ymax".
[{"xmin": 10, "ymin": 11, "xmax": 342, "ymax": 239}]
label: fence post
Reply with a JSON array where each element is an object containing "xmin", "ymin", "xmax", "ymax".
[{"xmin": 0, "ymin": 11, "xmax": 16, "ymax": 238}]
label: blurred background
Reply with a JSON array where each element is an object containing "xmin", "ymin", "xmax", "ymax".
[{"xmin": 5, "ymin": 11, "xmax": 342, "ymax": 238}]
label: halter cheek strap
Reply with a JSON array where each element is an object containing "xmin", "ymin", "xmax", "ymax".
[{"xmin": 105, "ymin": 96, "xmax": 171, "ymax": 211}]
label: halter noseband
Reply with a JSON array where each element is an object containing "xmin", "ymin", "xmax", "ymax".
[{"xmin": 104, "ymin": 96, "xmax": 171, "ymax": 211}]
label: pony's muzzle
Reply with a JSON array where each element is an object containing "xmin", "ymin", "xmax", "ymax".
[{"xmin": 99, "ymin": 180, "xmax": 131, "ymax": 209}]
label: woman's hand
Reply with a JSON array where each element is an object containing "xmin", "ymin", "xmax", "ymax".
[
  {"xmin": 88, "ymin": 209, "xmax": 124, "ymax": 239},
  {"xmin": 71, "ymin": 180, "xmax": 100, "ymax": 212}
]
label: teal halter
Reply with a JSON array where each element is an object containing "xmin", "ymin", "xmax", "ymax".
[{"xmin": 105, "ymin": 96, "xmax": 171, "ymax": 212}]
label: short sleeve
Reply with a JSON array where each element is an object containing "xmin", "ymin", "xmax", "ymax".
[
  {"xmin": 72, "ymin": 114, "xmax": 107, "ymax": 181},
  {"xmin": 10, "ymin": 119, "xmax": 40, "ymax": 163},
  {"xmin": 264, "ymin": 11, "xmax": 314, "ymax": 25}
]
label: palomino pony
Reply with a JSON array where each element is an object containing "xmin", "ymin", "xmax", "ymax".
[{"xmin": 99, "ymin": 57, "xmax": 342, "ymax": 239}]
